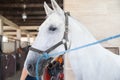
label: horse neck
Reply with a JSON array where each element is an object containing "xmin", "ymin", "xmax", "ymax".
[{"xmin": 68, "ymin": 16, "xmax": 102, "ymax": 52}]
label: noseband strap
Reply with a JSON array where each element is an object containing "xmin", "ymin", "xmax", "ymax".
[
  {"xmin": 29, "ymin": 12, "xmax": 70, "ymax": 55},
  {"xmin": 29, "ymin": 47, "xmax": 44, "ymax": 54}
]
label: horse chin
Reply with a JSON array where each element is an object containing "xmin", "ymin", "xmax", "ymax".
[
  {"xmin": 38, "ymin": 58, "xmax": 53, "ymax": 76},
  {"xmin": 27, "ymin": 61, "xmax": 45, "ymax": 77}
]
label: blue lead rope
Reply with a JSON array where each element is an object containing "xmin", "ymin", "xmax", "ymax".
[
  {"xmin": 49, "ymin": 34, "xmax": 120, "ymax": 57},
  {"xmin": 36, "ymin": 56, "xmax": 42, "ymax": 80},
  {"xmin": 36, "ymin": 34, "xmax": 120, "ymax": 80}
]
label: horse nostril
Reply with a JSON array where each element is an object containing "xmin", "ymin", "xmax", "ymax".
[{"xmin": 27, "ymin": 64, "xmax": 34, "ymax": 72}]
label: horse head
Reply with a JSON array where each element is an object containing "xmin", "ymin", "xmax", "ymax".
[{"xmin": 24, "ymin": 0, "xmax": 69, "ymax": 77}]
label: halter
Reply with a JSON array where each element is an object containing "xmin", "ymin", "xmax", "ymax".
[{"xmin": 29, "ymin": 12, "xmax": 70, "ymax": 56}]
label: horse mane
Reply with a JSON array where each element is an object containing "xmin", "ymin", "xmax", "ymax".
[
  {"xmin": 68, "ymin": 16, "xmax": 103, "ymax": 48},
  {"xmin": 69, "ymin": 16, "xmax": 97, "ymax": 40}
]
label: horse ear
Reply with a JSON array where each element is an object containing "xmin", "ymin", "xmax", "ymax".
[
  {"xmin": 51, "ymin": 0, "xmax": 64, "ymax": 14},
  {"xmin": 44, "ymin": 2, "xmax": 53, "ymax": 16}
]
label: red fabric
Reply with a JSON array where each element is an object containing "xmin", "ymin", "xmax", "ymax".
[
  {"xmin": 58, "ymin": 73, "xmax": 64, "ymax": 80},
  {"xmin": 43, "ymin": 68, "xmax": 51, "ymax": 80}
]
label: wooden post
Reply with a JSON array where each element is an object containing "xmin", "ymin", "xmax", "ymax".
[
  {"xmin": 27, "ymin": 34, "xmax": 30, "ymax": 43},
  {"xmin": 16, "ymin": 28, "xmax": 21, "ymax": 48},
  {"xmin": 0, "ymin": 18, "xmax": 3, "ymax": 80}
]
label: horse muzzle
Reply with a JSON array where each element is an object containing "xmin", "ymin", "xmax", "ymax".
[{"xmin": 27, "ymin": 57, "xmax": 53, "ymax": 77}]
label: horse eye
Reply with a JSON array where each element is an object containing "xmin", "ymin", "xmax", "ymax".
[{"xmin": 49, "ymin": 26, "xmax": 57, "ymax": 31}]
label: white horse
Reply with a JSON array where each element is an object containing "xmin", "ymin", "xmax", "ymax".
[{"xmin": 24, "ymin": 0, "xmax": 120, "ymax": 80}]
